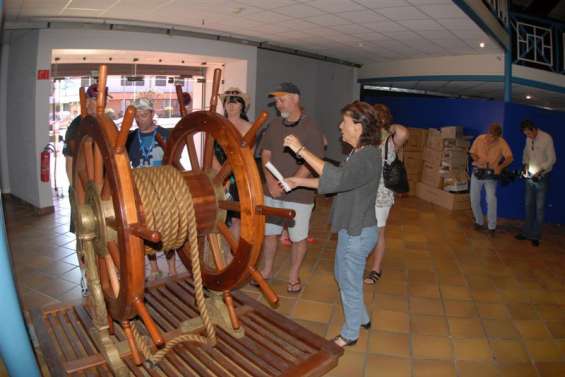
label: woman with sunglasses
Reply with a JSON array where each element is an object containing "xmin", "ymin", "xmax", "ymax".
[{"xmin": 214, "ymin": 88, "xmax": 252, "ymax": 240}]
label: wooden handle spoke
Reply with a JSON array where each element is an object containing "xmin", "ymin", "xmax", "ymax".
[
  {"xmin": 133, "ymin": 297, "xmax": 165, "ymax": 348},
  {"xmin": 185, "ymin": 134, "xmax": 200, "ymax": 172},
  {"xmin": 84, "ymin": 139, "xmax": 94, "ymax": 181},
  {"xmin": 107, "ymin": 240, "xmax": 121, "ymax": 270},
  {"xmin": 217, "ymin": 221, "xmax": 238, "ymax": 253},
  {"xmin": 79, "ymin": 87, "xmax": 87, "ymax": 118},
  {"xmin": 176, "ymin": 85, "xmax": 186, "ymax": 118},
  {"xmin": 243, "ymin": 111, "xmax": 269, "ymax": 148},
  {"xmin": 255, "ymin": 205, "xmax": 295, "ymax": 219},
  {"xmin": 222, "ymin": 291, "xmax": 240, "ymax": 330},
  {"xmin": 115, "ymin": 105, "xmax": 135, "ymax": 151},
  {"xmin": 218, "ymin": 200, "xmax": 240, "ymax": 213},
  {"xmin": 121, "ymin": 321, "xmax": 143, "ymax": 365},
  {"xmin": 130, "ymin": 223, "xmax": 161, "ymax": 243},
  {"xmin": 207, "ymin": 233, "xmax": 226, "ymax": 271},
  {"xmin": 202, "ymin": 134, "xmax": 215, "ymax": 170},
  {"xmin": 248, "ymin": 266, "xmax": 279, "ymax": 305},
  {"xmin": 105, "ymin": 253, "xmax": 120, "ymax": 298},
  {"xmin": 93, "ymin": 143, "xmax": 103, "ymax": 188},
  {"xmin": 101, "ymin": 176, "xmax": 112, "ymax": 200},
  {"xmin": 213, "ymin": 161, "xmax": 232, "ymax": 186},
  {"xmin": 96, "ymin": 65, "xmax": 107, "ymax": 117},
  {"xmin": 209, "ymin": 68, "xmax": 222, "ymax": 112}
]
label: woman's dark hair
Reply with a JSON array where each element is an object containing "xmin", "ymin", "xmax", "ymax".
[
  {"xmin": 372, "ymin": 104, "xmax": 393, "ymax": 131},
  {"xmin": 340, "ymin": 101, "xmax": 382, "ymax": 147},
  {"xmin": 223, "ymin": 96, "xmax": 249, "ymax": 121},
  {"xmin": 520, "ymin": 119, "xmax": 537, "ymax": 131}
]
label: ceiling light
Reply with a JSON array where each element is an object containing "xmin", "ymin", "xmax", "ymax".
[
  {"xmin": 526, "ymin": 95, "xmax": 532, "ymax": 99},
  {"xmin": 479, "ymin": 42, "xmax": 485, "ymax": 48}
]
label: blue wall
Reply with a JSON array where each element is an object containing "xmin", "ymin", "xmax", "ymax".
[{"xmin": 363, "ymin": 95, "xmax": 564, "ymax": 224}]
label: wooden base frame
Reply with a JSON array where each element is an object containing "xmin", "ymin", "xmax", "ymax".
[{"xmin": 31, "ymin": 274, "xmax": 343, "ymax": 377}]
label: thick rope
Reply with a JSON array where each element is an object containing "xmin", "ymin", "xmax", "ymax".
[{"xmin": 131, "ymin": 166, "xmax": 216, "ymax": 366}]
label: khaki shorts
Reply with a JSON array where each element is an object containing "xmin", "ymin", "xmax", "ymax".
[{"xmin": 264, "ymin": 196, "xmax": 314, "ymax": 243}]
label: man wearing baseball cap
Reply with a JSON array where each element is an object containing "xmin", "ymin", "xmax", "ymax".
[
  {"xmin": 63, "ymin": 83, "xmax": 110, "ymax": 296},
  {"xmin": 256, "ymin": 82, "xmax": 324, "ymax": 293}
]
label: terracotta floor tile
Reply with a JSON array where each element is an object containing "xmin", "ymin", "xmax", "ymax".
[
  {"xmin": 444, "ymin": 300, "xmax": 478, "ymax": 318},
  {"xmin": 448, "ymin": 318, "xmax": 485, "ymax": 338},
  {"xmin": 372, "ymin": 309, "xmax": 410, "ymax": 333},
  {"xmin": 477, "ymin": 303, "xmax": 511, "ymax": 319},
  {"xmin": 525, "ymin": 340, "xmax": 563, "ymax": 362},
  {"xmin": 413, "ymin": 360, "xmax": 456, "ymax": 377},
  {"xmin": 301, "ymin": 281, "xmax": 339, "ymax": 303},
  {"xmin": 507, "ymin": 304, "xmax": 540, "ymax": 320},
  {"xmin": 535, "ymin": 305, "xmax": 565, "ymax": 320},
  {"xmin": 441, "ymin": 285, "xmax": 472, "ymax": 301},
  {"xmin": 412, "ymin": 335, "xmax": 453, "ymax": 359},
  {"xmin": 373, "ymin": 294, "xmax": 409, "ymax": 313},
  {"xmin": 453, "ymin": 338, "xmax": 493, "ymax": 361},
  {"xmin": 411, "ymin": 315, "xmax": 449, "ymax": 336},
  {"xmin": 292, "ymin": 299, "xmax": 333, "ymax": 323},
  {"xmin": 292, "ymin": 319, "xmax": 328, "ymax": 338},
  {"xmin": 513, "ymin": 320, "xmax": 553, "ymax": 339},
  {"xmin": 546, "ymin": 321, "xmax": 565, "ymax": 338},
  {"xmin": 410, "ymin": 297, "xmax": 444, "ymax": 316},
  {"xmin": 482, "ymin": 319, "xmax": 521, "ymax": 339},
  {"xmin": 409, "ymin": 283, "xmax": 441, "ymax": 299},
  {"xmin": 497, "ymin": 363, "xmax": 539, "ymax": 377},
  {"xmin": 535, "ymin": 362, "xmax": 565, "ymax": 377},
  {"xmin": 490, "ymin": 339, "xmax": 530, "ymax": 363},
  {"xmin": 329, "ymin": 350, "xmax": 365, "ymax": 377},
  {"xmin": 457, "ymin": 361, "xmax": 501, "ymax": 377},
  {"xmin": 471, "ymin": 288, "xmax": 502, "ymax": 303},
  {"xmin": 368, "ymin": 331, "xmax": 410, "ymax": 357},
  {"xmin": 365, "ymin": 355, "xmax": 411, "ymax": 377}
]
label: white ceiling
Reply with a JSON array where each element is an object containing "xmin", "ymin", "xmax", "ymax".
[
  {"xmin": 365, "ymin": 80, "xmax": 565, "ymax": 111},
  {"xmin": 6, "ymin": 0, "xmax": 501, "ymax": 64}
]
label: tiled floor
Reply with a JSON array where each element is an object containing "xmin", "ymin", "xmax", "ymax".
[{"xmin": 3, "ymin": 193, "xmax": 565, "ymax": 376}]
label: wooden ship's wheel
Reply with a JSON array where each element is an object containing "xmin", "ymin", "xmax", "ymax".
[{"xmin": 69, "ymin": 65, "xmax": 293, "ymax": 375}]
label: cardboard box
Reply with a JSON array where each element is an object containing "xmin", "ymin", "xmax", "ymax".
[
  {"xmin": 406, "ymin": 128, "xmax": 428, "ymax": 150},
  {"xmin": 443, "ymin": 138, "xmax": 471, "ymax": 150},
  {"xmin": 403, "ymin": 150, "xmax": 423, "ymax": 160},
  {"xmin": 405, "ymin": 157, "xmax": 424, "ymax": 172},
  {"xmin": 421, "ymin": 162, "xmax": 442, "ymax": 188},
  {"xmin": 441, "ymin": 126, "xmax": 464, "ymax": 139},
  {"xmin": 423, "ymin": 147, "xmax": 442, "ymax": 166},
  {"xmin": 426, "ymin": 128, "xmax": 442, "ymax": 151},
  {"xmin": 416, "ymin": 182, "xmax": 470, "ymax": 210},
  {"xmin": 407, "ymin": 179, "xmax": 419, "ymax": 196}
]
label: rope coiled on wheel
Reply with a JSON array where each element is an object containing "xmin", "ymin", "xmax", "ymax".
[{"xmin": 131, "ymin": 165, "xmax": 217, "ymax": 366}]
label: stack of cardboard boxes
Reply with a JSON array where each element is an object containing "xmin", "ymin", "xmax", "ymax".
[
  {"xmin": 398, "ymin": 127, "xmax": 427, "ymax": 196},
  {"xmin": 416, "ymin": 126, "xmax": 471, "ymax": 210}
]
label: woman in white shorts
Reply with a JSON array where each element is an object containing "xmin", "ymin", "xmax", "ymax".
[{"xmin": 365, "ymin": 104, "xmax": 409, "ymax": 285}]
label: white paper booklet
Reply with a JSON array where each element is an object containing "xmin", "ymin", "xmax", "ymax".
[{"xmin": 265, "ymin": 161, "xmax": 292, "ymax": 192}]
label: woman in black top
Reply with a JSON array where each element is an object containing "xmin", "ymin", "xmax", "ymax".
[{"xmin": 283, "ymin": 101, "xmax": 383, "ymax": 347}]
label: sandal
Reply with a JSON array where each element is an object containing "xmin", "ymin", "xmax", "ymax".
[
  {"xmin": 364, "ymin": 270, "xmax": 382, "ymax": 285},
  {"xmin": 287, "ymin": 279, "xmax": 302, "ymax": 293},
  {"xmin": 333, "ymin": 335, "xmax": 358, "ymax": 347}
]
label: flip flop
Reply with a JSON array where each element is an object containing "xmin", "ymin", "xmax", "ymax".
[
  {"xmin": 364, "ymin": 270, "xmax": 382, "ymax": 285},
  {"xmin": 287, "ymin": 279, "xmax": 302, "ymax": 293}
]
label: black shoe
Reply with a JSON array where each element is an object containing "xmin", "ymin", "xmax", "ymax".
[
  {"xmin": 474, "ymin": 223, "xmax": 483, "ymax": 231},
  {"xmin": 361, "ymin": 321, "xmax": 371, "ymax": 330},
  {"xmin": 515, "ymin": 233, "xmax": 528, "ymax": 240},
  {"xmin": 488, "ymin": 229, "xmax": 495, "ymax": 237},
  {"xmin": 531, "ymin": 240, "xmax": 540, "ymax": 247}
]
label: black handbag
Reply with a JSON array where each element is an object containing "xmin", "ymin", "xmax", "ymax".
[{"xmin": 382, "ymin": 135, "xmax": 410, "ymax": 193}]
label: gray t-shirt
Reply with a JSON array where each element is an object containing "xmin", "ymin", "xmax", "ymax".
[{"xmin": 319, "ymin": 145, "xmax": 381, "ymax": 236}]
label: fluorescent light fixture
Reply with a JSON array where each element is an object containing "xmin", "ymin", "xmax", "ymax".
[
  {"xmin": 526, "ymin": 95, "xmax": 532, "ymax": 99},
  {"xmin": 479, "ymin": 42, "xmax": 485, "ymax": 48}
]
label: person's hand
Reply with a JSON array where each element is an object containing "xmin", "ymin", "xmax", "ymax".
[
  {"xmin": 267, "ymin": 178, "xmax": 284, "ymax": 198},
  {"xmin": 494, "ymin": 166, "xmax": 502, "ymax": 175},
  {"xmin": 283, "ymin": 177, "xmax": 300, "ymax": 190},
  {"xmin": 283, "ymin": 135, "xmax": 303, "ymax": 154}
]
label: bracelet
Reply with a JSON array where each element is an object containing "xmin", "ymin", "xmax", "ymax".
[{"xmin": 296, "ymin": 146, "xmax": 305, "ymax": 157}]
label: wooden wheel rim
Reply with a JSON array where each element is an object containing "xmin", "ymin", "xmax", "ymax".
[
  {"xmin": 163, "ymin": 111, "xmax": 265, "ymax": 291},
  {"xmin": 72, "ymin": 115, "xmax": 145, "ymax": 321}
]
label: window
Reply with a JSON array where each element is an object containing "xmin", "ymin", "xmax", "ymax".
[
  {"xmin": 80, "ymin": 77, "xmax": 91, "ymax": 87},
  {"xmin": 155, "ymin": 76, "xmax": 167, "ymax": 86},
  {"xmin": 120, "ymin": 75, "xmax": 145, "ymax": 86}
]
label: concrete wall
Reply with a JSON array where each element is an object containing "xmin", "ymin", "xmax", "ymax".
[
  {"xmin": 255, "ymin": 48, "xmax": 357, "ymax": 161},
  {"xmin": 4, "ymin": 30, "xmax": 43, "ymax": 206}
]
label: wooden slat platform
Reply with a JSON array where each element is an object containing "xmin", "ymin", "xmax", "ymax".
[{"xmin": 31, "ymin": 275, "xmax": 343, "ymax": 377}]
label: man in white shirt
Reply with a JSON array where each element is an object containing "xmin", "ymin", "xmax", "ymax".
[{"xmin": 515, "ymin": 120, "xmax": 556, "ymax": 246}]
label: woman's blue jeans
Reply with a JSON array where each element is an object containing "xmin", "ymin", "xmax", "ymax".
[{"xmin": 335, "ymin": 225, "xmax": 378, "ymax": 341}]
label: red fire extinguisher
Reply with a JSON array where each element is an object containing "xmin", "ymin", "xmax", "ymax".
[{"xmin": 40, "ymin": 145, "xmax": 54, "ymax": 182}]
